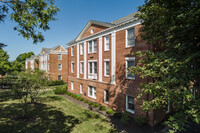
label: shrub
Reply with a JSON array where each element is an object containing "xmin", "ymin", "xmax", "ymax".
[
  {"xmin": 134, "ymin": 116, "xmax": 148, "ymax": 126},
  {"xmin": 121, "ymin": 111, "xmax": 130, "ymax": 124},
  {"xmin": 53, "ymin": 85, "xmax": 67, "ymax": 94},
  {"xmin": 114, "ymin": 112, "xmax": 122, "ymax": 118},
  {"xmin": 106, "ymin": 109, "xmax": 114, "ymax": 115},
  {"xmin": 84, "ymin": 99, "xmax": 89, "ymax": 103},
  {"xmin": 80, "ymin": 97, "xmax": 84, "ymax": 101},
  {"xmin": 48, "ymin": 80, "xmax": 65, "ymax": 86},
  {"xmin": 89, "ymin": 102, "xmax": 94, "ymax": 106},
  {"xmin": 99, "ymin": 106, "xmax": 106, "ymax": 111},
  {"xmin": 93, "ymin": 103, "xmax": 99, "ymax": 108},
  {"xmin": 76, "ymin": 96, "xmax": 81, "ymax": 100},
  {"xmin": 66, "ymin": 92, "xmax": 71, "ymax": 95}
]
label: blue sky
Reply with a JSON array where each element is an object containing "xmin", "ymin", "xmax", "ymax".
[{"xmin": 1, "ymin": 0, "xmax": 145, "ymax": 61}]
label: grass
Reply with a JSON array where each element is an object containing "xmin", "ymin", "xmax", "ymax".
[{"xmin": 0, "ymin": 89, "xmax": 113, "ymax": 133}]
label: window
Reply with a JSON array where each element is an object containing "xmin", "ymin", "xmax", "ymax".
[
  {"xmin": 71, "ymin": 62, "xmax": 74, "ymax": 73},
  {"xmin": 58, "ymin": 75, "xmax": 62, "ymax": 80},
  {"xmin": 88, "ymin": 61, "xmax": 97, "ymax": 79},
  {"xmin": 48, "ymin": 55, "xmax": 50, "ymax": 60},
  {"xmin": 88, "ymin": 86, "xmax": 96, "ymax": 99},
  {"xmin": 125, "ymin": 57, "xmax": 135, "ymax": 79},
  {"xmin": 126, "ymin": 27, "xmax": 135, "ymax": 47},
  {"xmin": 126, "ymin": 95, "xmax": 134, "ymax": 114},
  {"xmin": 104, "ymin": 36, "xmax": 109, "ymax": 51},
  {"xmin": 166, "ymin": 100, "xmax": 170, "ymax": 113},
  {"xmin": 71, "ymin": 46, "xmax": 74, "ymax": 56},
  {"xmin": 88, "ymin": 39, "xmax": 97, "ymax": 53},
  {"xmin": 104, "ymin": 60, "xmax": 109, "ymax": 76},
  {"xmin": 80, "ymin": 43, "xmax": 83, "ymax": 55},
  {"xmin": 71, "ymin": 82, "xmax": 74, "ymax": 90},
  {"xmin": 80, "ymin": 62, "xmax": 83, "ymax": 74},
  {"xmin": 104, "ymin": 90, "xmax": 109, "ymax": 104},
  {"xmin": 58, "ymin": 54, "xmax": 62, "ymax": 60},
  {"xmin": 58, "ymin": 64, "xmax": 62, "ymax": 70},
  {"xmin": 80, "ymin": 84, "xmax": 83, "ymax": 94}
]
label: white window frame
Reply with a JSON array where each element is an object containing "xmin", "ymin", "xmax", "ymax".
[
  {"xmin": 126, "ymin": 27, "xmax": 135, "ymax": 47},
  {"xmin": 71, "ymin": 82, "xmax": 74, "ymax": 90},
  {"xmin": 104, "ymin": 35, "xmax": 110, "ymax": 51},
  {"xmin": 58, "ymin": 75, "xmax": 62, "ymax": 80},
  {"xmin": 80, "ymin": 43, "xmax": 83, "ymax": 55},
  {"xmin": 71, "ymin": 46, "xmax": 74, "ymax": 56},
  {"xmin": 71, "ymin": 61, "xmax": 74, "ymax": 73},
  {"xmin": 166, "ymin": 100, "xmax": 170, "ymax": 113},
  {"xmin": 80, "ymin": 84, "xmax": 83, "ymax": 94},
  {"xmin": 88, "ymin": 39, "xmax": 97, "ymax": 53},
  {"xmin": 58, "ymin": 64, "xmax": 62, "ymax": 71},
  {"xmin": 104, "ymin": 90, "xmax": 109, "ymax": 104},
  {"xmin": 126, "ymin": 95, "xmax": 135, "ymax": 114},
  {"xmin": 88, "ymin": 86, "xmax": 96, "ymax": 99},
  {"xmin": 125, "ymin": 57, "xmax": 135, "ymax": 80},
  {"xmin": 104, "ymin": 59, "xmax": 110, "ymax": 77},
  {"xmin": 58, "ymin": 54, "xmax": 62, "ymax": 60},
  {"xmin": 88, "ymin": 60, "xmax": 97, "ymax": 79},
  {"xmin": 80, "ymin": 61, "xmax": 83, "ymax": 74}
]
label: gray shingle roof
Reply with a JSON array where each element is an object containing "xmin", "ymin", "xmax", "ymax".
[{"xmin": 112, "ymin": 11, "xmax": 140, "ymax": 25}]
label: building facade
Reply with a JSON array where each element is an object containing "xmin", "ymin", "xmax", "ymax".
[
  {"xmin": 66, "ymin": 12, "xmax": 168, "ymax": 126},
  {"xmin": 26, "ymin": 45, "xmax": 68, "ymax": 82}
]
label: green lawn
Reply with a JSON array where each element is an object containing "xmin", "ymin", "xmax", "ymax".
[{"xmin": 0, "ymin": 90, "xmax": 114, "ymax": 133}]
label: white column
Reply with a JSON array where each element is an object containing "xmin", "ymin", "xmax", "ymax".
[
  {"xmin": 111, "ymin": 32, "xmax": 116, "ymax": 84},
  {"xmin": 84, "ymin": 41, "xmax": 87, "ymax": 79},
  {"xmin": 77, "ymin": 44, "xmax": 79, "ymax": 78},
  {"xmin": 98, "ymin": 37, "xmax": 103, "ymax": 82}
]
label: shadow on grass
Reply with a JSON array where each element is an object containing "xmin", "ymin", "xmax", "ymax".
[
  {"xmin": 0, "ymin": 90, "xmax": 19, "ymax": 102},
  {"xmin": 38, "ymin": 95, "xmax": 64, "ymax": 102},
  {"xmin": 0, "ymin": 102, "xmax": 81, "ymax": 133}
]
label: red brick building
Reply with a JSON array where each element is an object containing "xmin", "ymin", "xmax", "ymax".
[
  {"xmin": 26, "ymin": 45, "xmax": 68, "ymax": 82},
  {"xmin": 66, "ymin": 12, "xmax": 168, "ymax": 126}
]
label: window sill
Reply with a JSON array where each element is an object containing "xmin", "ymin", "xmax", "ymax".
[
  {"xmin": 104, "ymin": 75, "xmax": 109, "ymax": 77},
  {"xmin": 126, "ymin": 77, "xmax": 135, "ymax": 80},
  {"xmin": 88, "ymin": 95, "xmax": 96, "ymax": 99},
  {"xmin": 104, "ymin": 50, "xmax": 109, "ymax": 52},
  {"xmin": 125, "ymin": 45, "xmax": 135, "ymax": 48},
  {"xmin": 126, "ymin": 109, "xmax": 134, "ymax": 114}
]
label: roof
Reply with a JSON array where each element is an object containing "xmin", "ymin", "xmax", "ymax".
[
  {"xmin": 112, "ymin": 11, "xmax": 140, "ymax": 25},
  {"xmin": 67, "ymin": 11, "xmax": 140, "ymax": 46},
  {"xmin": 43, "ymin": 48, "xmax": 52, "ymax": 52}
]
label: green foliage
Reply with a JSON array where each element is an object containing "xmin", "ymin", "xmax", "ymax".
[
  {"xmin": 88, "ymin": 102, "xmax": 94, "ymax": 106},
  {"xmin": 121, "ymin": 112, "xmax": 130, "ymax": 125},
  {"xmin": 53, "ymin": 85, "xmax": 67, "ymax": 94},
  {"xmin": 99, "ymin": 106, "xmax": 106, "ymax": 111},
  {"xmin": 134, "ymin": 116, "xmax": 147, "ymax": 126},
  {"xmin": 16, "ymin": 52, "xmax": 34, "ymax": 64},
  {"xmin": 93, "ymin": 103, "xmax": 99, "ymax": 108},
  {"xmin": 11, "ymin": 70, "xmax": 48, "ymax": 117},
  {"xmin": 66, "ymin": 92, "xmax": 71, "ymax": 96},
  {"xmin": 79, "ymin": 97, "xmax": 84, "ymax": 101},
  {"xmin": 0, "ymin": 48, "xmax": 10, "ymax": 76},
  {"xmin": 48, "ymin": 80, "xmax": 65, "ymax": 86},
  {"xmin": 106, "ymin": 109, "xmax": 114, "ymax": 115},
  {"xmin": 114, "ymin": 112, "xmax": 122, "ymax": 118},
  {"xmin": 131, "ymin": 0, "xmax": 200, "ymax": 132},
  {"xmin": 0, "ymin": 0, "xmax": 59, "ymax": 43},
  {"xmin": 84, "ymin": 99, "xmax": 89, "ymax": 103}
]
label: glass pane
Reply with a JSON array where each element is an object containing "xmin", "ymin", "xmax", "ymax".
[
  {"xmin": 89, "ymin": 62, "xmax": 92, "ymax": 73},
  {"xmin": 94, "ymin": 62, "xmax": 97, "ymax": 74},
  {"xmin": 89, "ymin": 41, "xmax": 92, "ymax": 52},
  {"xmin": 127, "ymin": 28, "xmax": 135, "ymax": 46},
  {"xmin": 106, "ymin": 62, "xmax": 109, "ymax": 75},
  {"xmin": 128, "ymin": 96, "xmax": 134, "ymax": 111},
  {"xmin": 94, "ymin": 40, "xmax": 97, "ymax": 52},
  {"xmin": 94, "ymin": 87, "xmax": 96, "ymax": 98},
  {"xmin": 89, "ymin": 87, "xmax": 92, "ymax": 96}
]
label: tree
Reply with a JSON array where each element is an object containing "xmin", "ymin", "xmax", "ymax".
[
  {"xmin": 0, "ymin": 48, "xmax": 10, "ymax": 76},
  {"xmin": 0, "ymin": 0, "xmax": 59, "ymax": 43},
  {"xmin": 10, "ymin": 52, "xmax": 34, "ymax": 73},
  {"xmin": 12, "ymin": 70, "xmax": 48, "ymax": 118},
  {"xmin": 131, "ymin": 0, "xmax": 200, "ymax": 132}
]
